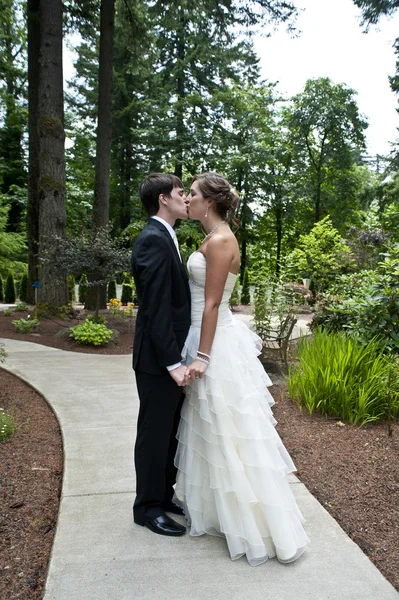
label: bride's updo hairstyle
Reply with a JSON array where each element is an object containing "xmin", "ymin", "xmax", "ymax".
[{"xmin": 192, "ymin": 172, "xmax": 239, "ymax": 223}]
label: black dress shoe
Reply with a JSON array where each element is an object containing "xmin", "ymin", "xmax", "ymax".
[
  {"xmin": 162, "ymin": 502, "xmax": 185, "ymax": 516},
  {"xmin": 134, "ymin": 513, "xmax": 186, "ymax": 537}
]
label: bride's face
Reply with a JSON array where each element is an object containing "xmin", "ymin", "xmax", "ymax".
[{"xmin": 188, "ymin": 180, "xmax": 207, "ymax": 220}]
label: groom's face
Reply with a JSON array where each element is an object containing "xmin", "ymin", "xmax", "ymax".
[{"xmin": 162, "ymin": 185, "xmax": 189, "ymax": 220}]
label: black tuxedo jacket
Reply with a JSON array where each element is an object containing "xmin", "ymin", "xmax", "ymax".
[{"xmin": 131, "ymin": 219, "xmax": 191, "ymax": 375}]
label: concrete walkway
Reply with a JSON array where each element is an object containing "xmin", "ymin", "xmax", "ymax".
[{"xmin": 1, "ymin": 336, "xmax": 398, "ymax": 600}]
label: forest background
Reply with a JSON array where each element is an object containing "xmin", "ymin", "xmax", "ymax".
[{"xmin": 1, "ymin": 0, "xmax": 399, "ymax": 308}]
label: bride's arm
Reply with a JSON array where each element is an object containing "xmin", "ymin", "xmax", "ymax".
[{"xmin": 185, "ymin": 234, "xmax": 234, "ymax": 381}]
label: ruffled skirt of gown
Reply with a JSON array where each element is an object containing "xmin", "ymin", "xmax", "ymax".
[{"xmin": 174, "ymin": 318, "xmax": 310, "ymax": 566}]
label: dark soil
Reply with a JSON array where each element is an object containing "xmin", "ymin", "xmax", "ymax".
[
  {"xmin": 0, "ymin": 304, "xmax": 398, "ymax": 596},
  {"xmin": 0, "ymin": 370, "xmax": 63, "ymax": 600}
]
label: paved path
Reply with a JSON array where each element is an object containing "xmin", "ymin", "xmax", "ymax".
[{"xmin": 1, "ymin": 336, "xmax": 398, "ymax": 600}]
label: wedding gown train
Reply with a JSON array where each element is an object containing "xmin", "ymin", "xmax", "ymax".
[{"xmin": 174, "ymin": 251, "xmax": 310, "ymax": 566}]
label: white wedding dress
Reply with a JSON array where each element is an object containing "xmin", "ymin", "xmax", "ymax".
[{"xmin": 174, "ymin": 251, "xmax": 310, "ymax": 566}]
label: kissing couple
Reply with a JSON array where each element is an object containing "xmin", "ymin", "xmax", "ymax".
[{"xmin": 131, "ymin": 172, "xmax": 309, "ymax": 566}]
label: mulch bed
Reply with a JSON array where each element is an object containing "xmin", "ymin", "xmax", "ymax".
[
  {"xmin": 0, "ymin": 305, "xmax": 398, "ymax": 597},
  {"xmin": 0, "ymin": 370, "xmax": 63, "ymax": 600}
]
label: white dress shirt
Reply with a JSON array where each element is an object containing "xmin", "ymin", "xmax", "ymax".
[{"xmin": 150, "ymin": 216, "xmax": 182, "ymax": 372}]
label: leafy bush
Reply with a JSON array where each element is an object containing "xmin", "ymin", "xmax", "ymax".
[
  {"xmin": 69, "ymin": 320, "xmax": 113, "ymax": 346},
  {"xmin": 67, "ymin": 274, "xmax": 76, "ymax": 303},
  {"xmin": 78, "ymin": 273, "xmax": 88, "ymax": 305},
  {"xmin": 284, "ymin": 216, "xmax": 355, "ymax": 293},
  {"xmin": 241, "ymin": 268, "xmax": 250, "ymax": 305},
  {"xmin": 287, "ymin": 329, "xmax": 399, "ymax": 426},
  {"xmin": 121, "ymin": 282, "xmax": 133, "ymax": 305},
  {"xmin": 14, "ymin": 302, "xmax": 29, "ymax": 312},
  {"xmin": 18, "ymin": 273, "xmax": 28, "ymax": 303},
  {"xmin": 5, "ymin": 272, "xmax": 16, "ymax": 303},
  {"xmin": 0, "ymin": 273, "xmax": 3, "ymax": 302},
  {"xmin": 229, "ymin": 278, "xmax": 240, "ymax": 307},
  {"xmin": 3, "ymin": 308, "xmax": 14, "ymax": 316},
  {"xmin": 87, "ymin": 313, "xmax": 107, "ymax": 325},
  {"xmin": 107, "ymin": 280, "xmax": 117, "ymax": 302},
  {"xmin": 12, "ymin": 317, "xmax": 39, "ymax": 333},
  {"xmin": 0, "ymin": 407, "xmax": 15, "ymax": 442},
  {"xmin": 311, "ymin": 250, "xmax": 399, "ymax": 353}
]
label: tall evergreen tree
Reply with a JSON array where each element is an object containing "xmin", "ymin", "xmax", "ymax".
[
  {"xmin": 27, "ymin": 0, "xmax": 40, "ymax": 303},
  {"xmin": 37, "ymin": 0, "xmax": 68, "ymax": 307}
]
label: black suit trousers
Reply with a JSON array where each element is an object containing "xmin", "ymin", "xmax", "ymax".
[{"xmin": 133, "ymin": 370, "xmax": 184, "ymax": 522}]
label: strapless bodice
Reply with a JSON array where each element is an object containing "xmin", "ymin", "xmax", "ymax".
[{"xmin": 187, "ymin": 251, "xmax": 237, "ymax": 327}]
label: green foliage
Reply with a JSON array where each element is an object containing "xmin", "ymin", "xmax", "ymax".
[
  {"xmin": 284, "ymin": 216, "xmax": 354, "ymax": 293},
  {"xmin": 121, "ymin": 275, "xmax": 133, "ymax": 305},
  {"xmin": 12, "ymin": 317, "xmax": 39, "ymax": 333},
  {"xmin": 67, "ymin": 274, "xmax": 76, "ymax": 303},
  {"xmin": 107, "ymin": 280, "xmax": 117, "ymax": 302},
  {"xmin": 0, "ymin": 407, "xmax": 15, "ymax": 442},
  {"xmin": 69, "ymin": 320, "xmax": 113, "ymax": 346},
  {"xmin": 87, "ymin": 313, "xmax": 107, "ymax": 325},
  {"xmin": 311, "ymin": 249, "xmax": 399, "ymax": 352},
  {"xmin": 0, "ymin": 194, "xmax": 27, "ymax": 278},
  {"xmin": 241, "ymin": 268, "xmax": 251, "ymax": 304},
  {"xmin": 78, "ymin": 273, "xmax": 88, "ymax": 305},
  {"xmin": 5, "ymin": 272, "xmax": 16, "ymax": 303},
  {"xmin": 0, "ymin": 273, "xmax": 3, "ymax": 302},
  {"xmin": 18, "ymin": 273, "xmax": 27, "ymax": 302},
  {"xmin": 14, "ymin": 302, "xmax": 28, "ymax": 311},
  {"xmin": 3, "ymin": 308, "xmax": 14, "ymax": 316},
  {"xmin": 288, "ymin": 329, "xmax": 399, "ymax": 426},
  {"xmin": 229, "ymin": 278, "xmax": 240, "ymax": 307}
]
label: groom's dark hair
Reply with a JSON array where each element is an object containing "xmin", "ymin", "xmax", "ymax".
[{"xmin": 140, "ymin": 173, "xmax": 184, "ymax": 216}]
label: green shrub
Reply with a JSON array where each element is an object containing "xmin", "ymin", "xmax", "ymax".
[
  {"xmin": 12, "ymin": 317, "xmax": 39, "ymax": 333},
  {"xmin": 15, "ymin": 302, "xmax": 29, "ymax": 312},
  {"xmin": 284, "ymin": 216, "xmax": 355, "ymax": 293},
  {"xmin": 107, "ymin": 280, "xmax": 117, "ymax": 302},
  {"xmin": 78, "ymin": 273, "xmax": 88, "ymax": 305},
  {"xmin": 5, "ymin": 272, "xmax": 16, "ymax": 303},
  {"xmin": 0, "ymin": 274, "xmax": 3, "ymax": 302},
  {"xmin": 287, "ymin": 329, "xmax": 399, "ymax": 426},
  {"xmin": 70, "ymin": 320, "xmax": 113, "ymax": 346},
  {"xmin": 11, "ymin": 318, "xmax": 39, "ymax": 333},
  {"xmin": 18, "ymin": 273, "xmax": 28, "ymax": 303},
  {"xmin": 67, "ymin": 274, "xmax": 76, "ymax": 303},
  {"xmin": 121, "ymin": 281, "xmax": 133, "ymax": 305},
  {"xmin": 3, "ymin": 308, "xmax": 14, "ymax": 316},
  {"xmin": 0, "ymin": 407, "xmax": 15, "ymax": 442},
  {"xmin": 87, "ymin": 313, "xmax": 107, "ymax": 325},
  {"xmin": 311, "ymin": 251, "xmax": 399, "ymax": 353},
  {"xmin": 229, "ymin": 278, "xmax": 240, "ymax": 307},
  {"xmin": 241, "ymin": 268, "xmax": 251, "ymax": 305}
]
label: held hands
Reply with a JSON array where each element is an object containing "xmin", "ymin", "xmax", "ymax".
[
  {"xmin": 169, "ymin": 354, "xmax": 209, "ymax": 387},
  {"xmin": 184, "ymin": 359, "xmax": 207, "ymax": 384}
]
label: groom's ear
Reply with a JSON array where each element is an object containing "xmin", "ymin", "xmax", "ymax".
[{"xmin": 159, "ymin": 193, "xmax": 167, "ymax": 206}]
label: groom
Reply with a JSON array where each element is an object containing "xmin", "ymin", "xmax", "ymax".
[{"xmin": 131, "ymin": 173, "xmax": 191, "ymax": 536}]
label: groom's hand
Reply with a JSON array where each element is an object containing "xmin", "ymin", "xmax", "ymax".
[{"xmin": 169, "ymin": 365, "xmax": 188, "ymax": 387}]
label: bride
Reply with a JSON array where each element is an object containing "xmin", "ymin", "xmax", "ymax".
[{"xmin": 174, "ymin": 172, "xmax": 310, "ymax": 566}]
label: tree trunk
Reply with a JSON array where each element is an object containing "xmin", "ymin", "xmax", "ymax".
[
  {"xmin": 92, "ymin": 0, "xmax": 115, "ymax": 231},
  {"xmin": 27, "ymin": 0, "xmax": 40, "ymax": 305},
  {"xmin": 37, "ymin": 0, "xmax": 68, "ymax": 307},
  {"xmin": 87, "ymin": 0, "xmax": 115, "ymax": 311}
]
